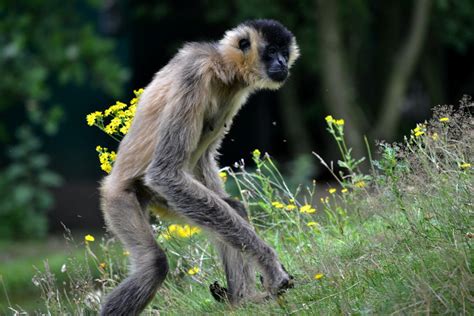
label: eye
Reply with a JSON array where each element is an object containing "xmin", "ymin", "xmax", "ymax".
[
  {"xmin": 267, "ymin": 46, "xmax": 277, "ymax": 55},
  {"xmin": 238, "ymin": 38, "xmax": 251, "ymax": 51}
]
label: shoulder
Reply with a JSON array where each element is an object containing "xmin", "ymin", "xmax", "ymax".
[{"xmin": 173, "ymin": 42, "xmax": 224, "ymax": 88}]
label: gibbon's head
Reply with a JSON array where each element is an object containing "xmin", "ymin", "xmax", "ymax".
[{"xmin": 219, "ymin": 19, "xmax": 300, "ymax": 90}]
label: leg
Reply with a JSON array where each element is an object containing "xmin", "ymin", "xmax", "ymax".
[
  {"xmin": 210, "ymin": 198, "xmax": 257, "ymax": 304},
  {"xmin": 145, "ymin": 171, "xmax": 293, "ymax": 297},
  {"xmin": 100, "ymin": 177, "xmax": 168, "ymax": 316}
]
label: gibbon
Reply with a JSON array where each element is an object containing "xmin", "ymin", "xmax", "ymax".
[{"xmin": 100, "ymin": 19, "xmax": 300, "ymax": 315}]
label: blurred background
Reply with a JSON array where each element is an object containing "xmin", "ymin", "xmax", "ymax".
[{"xmin": 1, "ymin": 0, "xmax": 473, "ymax": 310}]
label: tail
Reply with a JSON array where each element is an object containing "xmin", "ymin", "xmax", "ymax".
[
  {"xmin": 100, "ymin": 247, "xmax": 168, "ymax": 315},
  {"xmin": 100, "ymin": 177, "xmax": 168, "ymax": 316}
]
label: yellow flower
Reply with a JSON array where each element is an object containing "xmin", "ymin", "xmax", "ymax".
[
  {"xmin": 86, "ymin": 111, "xmax": 103, "ymax": 126},
  {"xmin": 325, "ymin": 115, "xmax": 334, "ymax": 124},
  {"xmin": 252, "ymin": 149, "xmax": 261, "ymax": 158},
  {"xmin": 272, "ymin": 201, "xmax": 284, "ymax": 209},
  {"xmin": 123, "ymin": 250, "xmax": 130, "ymax": 256},
  {"xmin": 99, "ymin": 262, "xmax": 106, "ymax": 269},
  {"xmin": 101, "ymin": 162, "xmax": 112, "ymax": 173},
  {"xmin": 439, "ymin": 117, "xmax": 449, "ymax": 122},
  {"xmin": 85, "ymin": 234, "xmax": 95, "ymax": 242},
  {"xmin": 320, "ymin": 196, "xmax": 329, "ymax": 204},
  {"xmin": 105, "ymin": 101, "xmax": 127, "ymax": 117},
  {"xmin": 164, "ymin": 224, "xmax": 201, "ymax": 239},
  {"xmin": 335, "ymin": 119, "xmax": 344, "ymax": 126},
  {"xmin": 219, "ymin": 171, "xmax": 227, "ymax": 182},
  {"xmin": 188, "ymin": 267, "xmax": 200, "ymax": 275},
  {"xmin": 104, "ymin": 124, "xmax": 116, "ymax": 135},
  {"xmin": 182, "ymin": 225, "xmax": 201, "ymax": 238},
  {"xmin": 307, "ymin": 221, "xmax": 318, "ymax": 227},
  {"xmin": 413, "ymin": 124, "xmax": 425, "ymax": 137},
  {"xmin": 168, "ymin": 224, "xmax": 178, "ymax": 233},
  {"xmin": 341, "ymin": 188, "xmax": 348, "ymax": 193},
  {"xmin": 300, "ymin": 204, "xmax": 316, "ymax": 214},
  {"xmin": 431, "ymin": 132, "xmax": 439, "ymax": 141},
  {"xmin": 328, "ymin": 188, "xmax": 336, "ymax": 194},
  {"xmin": 134, "ymin": 88, "xmax": 144, "ymax": 96},
  {"xmin": 354, "ymin": 181, "xmax": 366, "ymax": 188},
  {"xmin": 314, "ymin": 273, "xmax": 324, "ymax": 280},
  {"xmin": 120, "ymin": 120, "xmax": 132, "ymax": 135},
  {"xmin": 285, "ymin": 204, "xmax": 296, "ymax": 211},
  {"xmin": 460, "ymin": 163, "xmax": 471, "ymax": 169}
]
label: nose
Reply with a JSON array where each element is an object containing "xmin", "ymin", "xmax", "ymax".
[{"xmin": 277, "ymin": 54, "xmax": 287, "ymax": 67}]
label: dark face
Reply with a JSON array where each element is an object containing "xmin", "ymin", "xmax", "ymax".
[
  {"xmin": 245, "ymin": 19, "xmax": 294, "ymax": 83},
  {"xmin": 262, "ymin": 44, "xmax": 290, "ymax": 82}
]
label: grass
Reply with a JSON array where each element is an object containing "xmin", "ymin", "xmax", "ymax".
[{"xmin": 4, "ymin": 101, "xmax": 473, "ymax": 315}]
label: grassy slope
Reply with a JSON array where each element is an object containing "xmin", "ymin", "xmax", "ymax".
[
  {"xmin": 151, "ymin": 176, "xmax": 471, "ymax": 315},
  {"xmin": 147, "ymin": 107, "xmax": 473, "ymax": 315},
  {"xmin": 2, "ymin": 106, "xmax": 473, "ymax": 315}
]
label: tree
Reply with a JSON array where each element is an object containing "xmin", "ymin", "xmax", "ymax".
[{"xmin": 317, "ymin": 0, "xmax": 431, "ymax": 147}]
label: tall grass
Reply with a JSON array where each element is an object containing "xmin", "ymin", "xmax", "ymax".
[{"xmin": 21, "ymin": 99, "xmax": 473, "ymax": 315}]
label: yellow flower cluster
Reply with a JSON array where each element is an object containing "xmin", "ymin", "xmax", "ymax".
[
  {"xmin": 412, "ymin": 123, "xmax": 426, "ymax": 137},
  {"xmin": 160, "ymin": 224, "xmax": 201, "ymax": 240},
  {"xmin": 439, "ymin": 117, "xmax": 449, "ymax": 122},
  {"xmin": 354, "ymin": 180, "xmax": 366, "ymax": 188},
  {"xmin": 103, "ymin": 99, "xmax": 138, "ymax": 136},
  {"xmin": 96, "ymin": 146, "xmax": 116, "ymax": 174},
  {"xmin": 86, "ymin": 111, "xmax": 103, "ymax": 126},
  {"xmin": 272, "ymin": 201, "xmax": 284, "ymax": 209},
  {"xmin": 300, "ymin": 204, "xmax": 316, "ymax": 214},
  {"xmin": 85, "ymin": 234, "xmax": 95, "ymax": 242},
  {"xmin": 87, "ymin": 89, "xmax": 144, "ymax": 173},
  {"xmin": 460, "ymin": 162, "xmax": 471, "ymax": 169},
  {"xmin": 328, "ymin": 188, "xmax": 337, "ymax": 194},
  {"xmin": 271, "ymin": 201, "xmax": 316, "ymax": 214},
  {"xmin": 325, "ymin": 115, "xmax": 344, "ymax": 126}
]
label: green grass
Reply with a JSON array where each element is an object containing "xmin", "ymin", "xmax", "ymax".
[{"xmin": 4, "ymin": 104, "xmax": 473, "ymax": 315}]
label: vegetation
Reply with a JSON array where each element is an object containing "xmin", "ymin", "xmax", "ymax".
[
  {"xmin": 0, "ymin": 0, "xmax": 127, "ymax": 239},
  {"xmin": 3, "ymin": 96, "xmax": 471, "ymax": 314}
]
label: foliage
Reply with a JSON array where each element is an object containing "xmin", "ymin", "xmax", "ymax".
[
  {"xmin": 16, "ymin": 98, "xmax": 472, "ymax": 314},
  {"xmin": 0, "ymin": 0, "xmax": 127, "ymax": 239},
  {"xmin": 434, "ymin": 0, "xmax": 474, "ymax": 53},
  {"xmin": 0, "ymin": 106, "xmax": 62, "ymax": 239},
  {"xmin": 0, "ymin": 0, "xmax": 127, "ymax": 113}
]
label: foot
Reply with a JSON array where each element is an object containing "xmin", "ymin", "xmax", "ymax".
[
  {"xmin": 261, "ymin": 264, "xmax": 294, "ymax": 296},
  {"xmin": 209, "ymin": 281, "xmax": 229, "ymax": 302}
]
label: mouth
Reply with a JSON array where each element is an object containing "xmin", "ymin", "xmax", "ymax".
[{"xmin": 267, "ymin": 69, "xmax": 288, "ymax": 82}]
